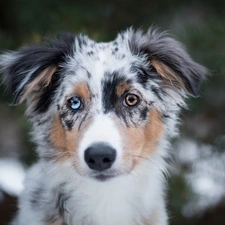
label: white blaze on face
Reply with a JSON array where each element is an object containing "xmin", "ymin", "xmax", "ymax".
[{"xmin": 78, "ymin": 114, "xmax": 122, "ymax": 170}]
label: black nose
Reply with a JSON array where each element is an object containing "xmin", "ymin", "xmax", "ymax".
[{"xmin": 84, "ymin": 143, "xmax": 116, "ymax": 171}]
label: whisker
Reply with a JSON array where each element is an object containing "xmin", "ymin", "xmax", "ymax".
[
  {"xmin": 40, "ymin": 152, "xmax": 73, "ymax": 175},
  {"xmin": 50, "ymin": 126, "xmax": 61, "ymax": 134},
  {"xmin": 127, "ymin": 153, "xmax": 162, "ymax": 168}
]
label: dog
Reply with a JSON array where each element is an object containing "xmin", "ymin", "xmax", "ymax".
[{"xmin": 0, "ymin": 27, "xmax": 207, "ymax": 225}]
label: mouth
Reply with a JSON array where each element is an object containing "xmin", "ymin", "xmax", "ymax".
[{"xmin": 89, "ymin": 171, "xmax": 118, "ymax": 181}]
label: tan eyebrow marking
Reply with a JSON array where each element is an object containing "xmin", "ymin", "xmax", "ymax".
[
  {"xmin": 74, "ymin": 82, "xmax": 91, "ymax": 100},
  {"xmin": 116, "ymin": 82, "xmax": 130, "ymax": 96}
]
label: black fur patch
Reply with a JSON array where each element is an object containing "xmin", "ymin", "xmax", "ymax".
[
  {"xmin": 44, "ymin": 214, "xmax": 59, "ymax": 224},
  {"xmin": 151, "ymin": 86, "xmax": 163, "ymax": 101},
  {"xmin": 55, "ymin": 184, "xmax": 70, "ymax": 218},
  {"xmin": 64, "ymin": 119, "xmax": 75, "ymax": 130},
  {"xmin": 60, "ymin": 110, "xmax": 77, "ymax": 130},
  {"xmin": 130, "ymin": 65, "xmax": 157, "ymax": 90},
  {"xmin": 29, "ymin": 186, "xmax": 44, "ymax": 208},
  {"xmin": 1, "ymin": 33, "xmax": 76, "ymax": 113},
  {"xmin": 87, "ymin": 51, "xmax": 94, "ymax": 56},
  {"xmin": 140, "ymin": 107, "xmax": 149, "ymax": 120},
  {"xmin": 34, "ymin": 71, "xmax": 62, "ymax": 113},
  {"xmin": 102, "ymin": 72, "xmax": 148, "ymax": 126},
  {"xmin": 102, "ymin": 71, "xmax": 127, "ymax": 114},
  {"xmin": 87, "ymin": 71, "xmax": 91, "ymax": 79}
]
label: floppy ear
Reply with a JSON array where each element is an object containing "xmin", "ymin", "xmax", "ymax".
[
  {"xmin": 129, "ymin": 28, "xmax": 208, "ymax": 96},
  {"xmin": 0, "ymin": 33, "xmax": 75, "ymax": 113}
]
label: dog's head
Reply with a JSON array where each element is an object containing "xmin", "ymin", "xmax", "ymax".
[{"xmin": 0, "ymin": 28, "xmax": 207, "ymax": 181}]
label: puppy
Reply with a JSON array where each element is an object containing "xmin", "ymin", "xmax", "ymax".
[{"xmin": 0, "ymin": 27, "xmax": 207, "ymax": 225}]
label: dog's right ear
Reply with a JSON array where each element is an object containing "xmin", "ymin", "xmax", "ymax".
[
  {"xmin": 127, "ymin": 28, "xmax": 208, "ymax": 98},
  {"xmin": 0, "ymin": 33, "xmax": 75, "ymax": 113}
]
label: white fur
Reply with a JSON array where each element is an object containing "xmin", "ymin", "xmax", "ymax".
[
  {"xmin": 78, "ymin": 115, "xmax": 123, "ymax": 172},
  {"xmin": 14, "ymin": 153, "xmax": 167, "ymax": 225}
]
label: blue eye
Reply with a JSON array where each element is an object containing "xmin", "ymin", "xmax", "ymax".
[{"xmin": 68, "ymin": 96, "xmax": 82, "ymax": 110}]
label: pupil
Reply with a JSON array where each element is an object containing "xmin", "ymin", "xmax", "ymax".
[{"xmin": 129, "ymin": 96, "xmax": 135, "ymax": 102}]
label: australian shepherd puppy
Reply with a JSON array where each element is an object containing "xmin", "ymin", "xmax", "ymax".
[{"xmin": 0, "ymin": 27, "xmax": 207, "ymax": 225}]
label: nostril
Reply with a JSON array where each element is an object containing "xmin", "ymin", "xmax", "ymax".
[
  {"xmin": 88, "ymin": 158, "xmax": 95, "ymax": 163},
  {"xmin": 88, "ymin": 158, "xmax": 95, "ymax": 164},
  {"xmin": 103, "ymin": 157, "xmax": 111, "ymax": 163},
  {"xmin": 84, "ymin": 143, "xmax": 117, "ymax": 171}
]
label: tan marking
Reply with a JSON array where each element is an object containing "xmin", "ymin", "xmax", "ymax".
[
  {"xmin": 143, "ymin": 108, "xmax": 164, "ymax": 151},
  {"xmin": 50, "ymin": 116, "xmax": 78, "ymax": 160},
  {"xmin": 48, "ymin": 220, "xmax": 66, "ymax": 225},
  {"xmin": 116, "ymin": 82, "xmax": 130, "ymax": 96},
  {"xmin": 50, "ymin": 82, "xmax": 91, "ymax": 157},
  {"xmin": 143, "ymin": 209, "xmax": 159, "ymax": 225},
  {"xmin": 50, "ymin": 115, "xmax": 93, "ymax": 167},
  {"xmin": 118, "ymin": 108, "xmax": 164, "ymax": 168},
  {"xmin": 19, "ymin": 66, "xmax": 57, "ymax": 104},
  {"xmin": 74, "ymin": 82, "xmax": 90, "ymax": 100},
  {"xmin": 151, "ymin": 59, "xmax": 187, "ymax": 92},
  {"xmin": 143, "ymin": 220, "xmax": 152, "ymax": 225}
]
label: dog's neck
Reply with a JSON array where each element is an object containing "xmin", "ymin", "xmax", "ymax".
[{"xmin": 37, "ymin": 156, "xmax": 167, "ymax": 225}]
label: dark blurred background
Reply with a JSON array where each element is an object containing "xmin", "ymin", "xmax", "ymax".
[{"xmin": 0, "ymin": 0, "xmax": 224, "ymax": 224}]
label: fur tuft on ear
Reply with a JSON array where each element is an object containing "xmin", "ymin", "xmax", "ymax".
[
  {"xmin": 0, "ymin": 33, "xmax": 75, "ymax": 113},
  {"xmin": 128, "ymin": 27, "xmax": 208, "ymax": 96}
]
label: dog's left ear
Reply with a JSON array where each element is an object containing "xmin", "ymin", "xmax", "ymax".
[
  {"xmin": 129, "ymin": 28, "xmax": 208, "ymax": 96},
  {"xmin": 0, "ymin": 33, "xmax": 76, "ymax": 114}
]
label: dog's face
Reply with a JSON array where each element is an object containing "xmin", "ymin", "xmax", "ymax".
[
  {"xmin": 50, "ymin": 47, "xmax": 165, "ymax": 180},
  {"xmin": 0, "ymin": 28, "xmax": 207, "ymax": 181}
]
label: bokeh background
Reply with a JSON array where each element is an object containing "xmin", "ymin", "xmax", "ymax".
[{"xmin": 0, "ymin": 0, "xmax": 225, "ymax": 224}]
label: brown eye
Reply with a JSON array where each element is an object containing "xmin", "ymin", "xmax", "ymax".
[{"xmin": 125, "ymin": 94, "xmax": 139, "ymax": 107}]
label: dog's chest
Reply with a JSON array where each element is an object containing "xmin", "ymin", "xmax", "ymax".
[
  {"xmin": 63, "ymin": 183, "xmax": 144, "ymax": 225},
  {"xmin": 53, "ymin": 174, "xmax": 157, "ymax": 225}
]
